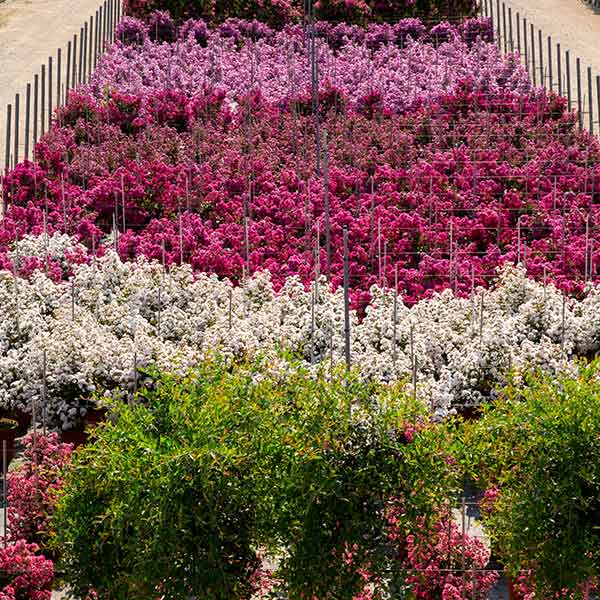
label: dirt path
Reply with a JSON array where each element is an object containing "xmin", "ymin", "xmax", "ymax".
[
  {"xmin": 499, "ymin": 0, "xmax": 600, "ymax": 78},
  {"xmin": 0, "ymin": 0, "xmax": 108, "ymax": 168}
]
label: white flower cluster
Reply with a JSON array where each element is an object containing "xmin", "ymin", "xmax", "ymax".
[{"xmin": 0, "ymin": 235, "xmax": 597, "ymax": 428}]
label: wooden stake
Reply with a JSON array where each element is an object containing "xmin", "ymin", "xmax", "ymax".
[
  {"xmin": 121, "ymin": 173, "xmax": 126, "ymax": 231},
  {"xmin": 2, "ymin": 441, "xmax": 6, "ymax": 547},
  {"xmin": 228, "ymin": 287, "xmax": 233, "ymax": 330},
  {"xmin": 561, "ymin": 293, "xmax": 566, "ymax": 350},
  {"xmin": 323, "ymin": 130, "xmax": 330, "ymax": 280},
  {"xmin": 585, "ymin": 214, "xmax": 590, "ymax": 281},
  {"xmin": 112, "ymin": 212, "xmax": 117, "ymax": 253},
  {"xmin": 479, "ymin": 291, "xmax": 484, "ymax": 350},
  {"xmin": 377, "ymin": 217, "xmax": 382, "ymax": 284},
  {"xmin": 42, "ymin": 350, "xmax": 47, "ymax": 436},
  {"xmin": 310, "ymin": 287, "xmax": 315, "ymax": 366},
  {"xmin": 157, "ymin": 284, "xmax": 162, "ymax": 338},
  {"xmin": 179, "ymin": 211, "xmax": 183, "ymax": 265},
  {"xmin": 25, "ymin": 84, "xmax": 31, "ymax": 160},
  {"xmin": 343, "ymin": 227, "xmax": 350, "ymax": 370},
  {"xmin": 13, "ymin": 94, "xmax": 19, "ymax": 166},
  {"xmin": 392, "ymin": 264, "xmax": 398, "ymax": 366},
  {"xmin": 410, "ymin": 323, "xmax": 416, "ymax": 402},
  {"xmin": 12, "ymin": 241, "xmax": 20, "ymax": 337},
  {"xmin": 71, "ymin": 278, "xmax": 76, "ymax": 321}
]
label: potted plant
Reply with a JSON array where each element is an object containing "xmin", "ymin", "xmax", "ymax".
[{"xmin": 0, "ymin": 403, "xmax": 31, "ymax": 436}]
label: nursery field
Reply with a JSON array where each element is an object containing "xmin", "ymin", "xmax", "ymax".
[{"xmin": 0, "ymin": 0, "xmax": 600, "ymax": 598}]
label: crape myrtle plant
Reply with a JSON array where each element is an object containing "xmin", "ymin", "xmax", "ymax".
[
  {"xmin": 122, "ymin": 0, "xmax": 478, "ymax": 26},
  {"xmin": 4, "ymin": 85, "xmax": 600, "ymax": 309},
  {"xmin": 114, "ymin": 14, "xmax": 494, "ymax": 50},
  {"xmin": 7, "ymin": 432, "xmax": 74, "ymax": 549},
  {"xmin": 462, "ymin": 361, "xmax": 600, "ymax": 598},
  {"xmin": 0, "ymin": 540, "xmax": 54, "ymax": 600},
  {"xmin": 51, "ymin": 359, "xmax": 463, "ymax": 599},
  {"xmin": 86, "ymin": 22, "xmax": 523, "ymax": 112}
]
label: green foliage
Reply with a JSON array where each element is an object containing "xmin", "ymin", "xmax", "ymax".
[
  {"xmin": 463, "ymin": 361, "xmax": 600, "ymax": 595},
  {"xmin": 51, "ymin": 359, "xmax": 460, "ymax": 599}
]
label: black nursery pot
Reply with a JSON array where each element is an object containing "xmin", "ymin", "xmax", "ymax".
[
  {"xmin": 84, "ymin": 407, "xmax": 109, "ymax": 427},
  {"xmin": 0, "ymin": 409, "xmax": 31, "ymax": 436},
  {"xmin": 0, "ymin": 418, "xmax": 18, "ymax": 466},
  {"xmin": 61, "ymin": 427, "xmax": 88, "ymax": 449}
]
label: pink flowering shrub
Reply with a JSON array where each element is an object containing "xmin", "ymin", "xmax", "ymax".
[
  {"xmin": 85, "ymin": 20, "xmax": 524, "ymax": 114},
  {"xmin": 480, "ymin": 486, "xmax": 500, "ymax": 515},
  {"xmin": 124, "ymin": 0, "xmax": 301, "ymax": 24},
  {"xmin": 0, "ymin": 541, "xmax": 54, "ymax": 600},
  {"xmin": 7, "ymin": 433, "xmax": 73, "ymax": 547},
  {"xmin": 400, "ymin": 515, "xmax": 498, "ymax": 599},
  {"xmin": 511, "ymin": 571, "xmax": 598, "ymax": 600},
  {"xmin": 3, "ymin": 84, "xmax": 598, "ymax": 309},
  {"xmin": 115, "ymin": 16, "xmax": 149, "ymax": 45}
]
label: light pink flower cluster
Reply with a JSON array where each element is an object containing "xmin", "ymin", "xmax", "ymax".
[
  {"xmin": 403, "ymin": 516, "xmax": 498, "ymax": 599},
  {"xmin": 87, "ymin": 21, "xmax": 529, "ymax": 114}
]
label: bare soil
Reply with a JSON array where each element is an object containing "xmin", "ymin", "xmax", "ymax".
[{"xmin": 0, "ymin": 0, "xmax": 103, "ymax": 166}]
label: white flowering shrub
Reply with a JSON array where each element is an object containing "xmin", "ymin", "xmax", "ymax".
[{"xmin": 0, "ymin": 234, "xmax": 596, "ymax": 428}]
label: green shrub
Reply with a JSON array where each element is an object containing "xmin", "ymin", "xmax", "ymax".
[
  {"xmin": 463, "ymin": 361, "xmax": 600, "ymax": 595},
  {"xmin": 51, "ymin": 359, "xmax": 460, "ymax": 599}
]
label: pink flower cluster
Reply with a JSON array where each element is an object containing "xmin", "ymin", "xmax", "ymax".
[
  {"xmin": 402, "ymin": 515, "xmax": 498, "ymax": 599},
  {"xmin": 122, "ymin": 0, "xmax": 477, "ymax": 25},
  {"xmin": 337, "ymin": 498, "xmax": 498, "ymax": 599},
  {"xmin": 0, "ymin": 434, "xmax": 73, "ymax": 599},
  {"xmin": 7, "ymin": 433, "xmax": 73, "ymax": 545},
  {"xmin": 511, "ymin": 572, "xmax": 598, "ymax": 600},
  {"xmin": 0, "ymin": 540, "xmax": 54, "ymax": 600},
  {"xmin": 2, "ymin": 83, "xmax": 598, "ymax": 307}
]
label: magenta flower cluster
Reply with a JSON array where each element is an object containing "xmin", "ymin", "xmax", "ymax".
[
  {"xmin": 0, "ymin": 541, "xmax": 54, "ymax": 600},
  {"xmin": 2, "ymin": 81, "xmax": 599, "ymax": 307},
  {"xmin": 7, "ymin": 432, "xmax": 74, "ymax": 545},
  {"xmin": 122, "ymin": 0, "xmax": 478, "ymax": 26}
]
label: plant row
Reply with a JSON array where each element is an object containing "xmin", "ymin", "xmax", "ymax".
[
  {"xmin": 90, "ymin": 19, "xmax": 517, "ymax": 113},
  {"xmin": 123, "ymin": 0, "xmax": 478, "ymax": 26},
  {"xmin": 6, "ymin": 359, "xmax": 600, "ymax": 598},
  {"xmin": 115, "ymin": 13, "xmax": 493, "ymax": 48},
  {"xmin": 2, "ymin": 239, "xmax": 599, "ymax": 429},
  {"xmin": 5, "ymin": 85, "xmax": 600, "ymax": 307}
]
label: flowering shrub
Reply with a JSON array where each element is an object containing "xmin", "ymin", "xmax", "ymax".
[
  {"xmin": 400, "ymin": 515, "xmax": 497, "ymax": 599},
  {"xmin": 147, "ymin": 9, "xmax": 176, "ymax": 42},
  {"xmin": 6, "ymin": 86, "xmax": 598, "ymax": 311},
  {"xmin": 124, "ymin": 0, "xmax": 301, "ymax": 25},
  {"xmin": 123, "ymin": 0, "xmax": 477, "ymax": 24},
  {"xmin": 86, "ymin": 22, "xmax": 524, "ymax": 111},
  {"xmin": 7, "ymin": 433, "xmax": 73, "ymax": 547},
  {"xmin": 115, "ymin": 16, "xmax": 149, "ymax": 45},
  {"xmin": 0, "ymin": 247, "xmax": 595, "ymax": 428},
  {"xmin": 0, "ymin": 541, "xmax": 54, "ymax": 600}
]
